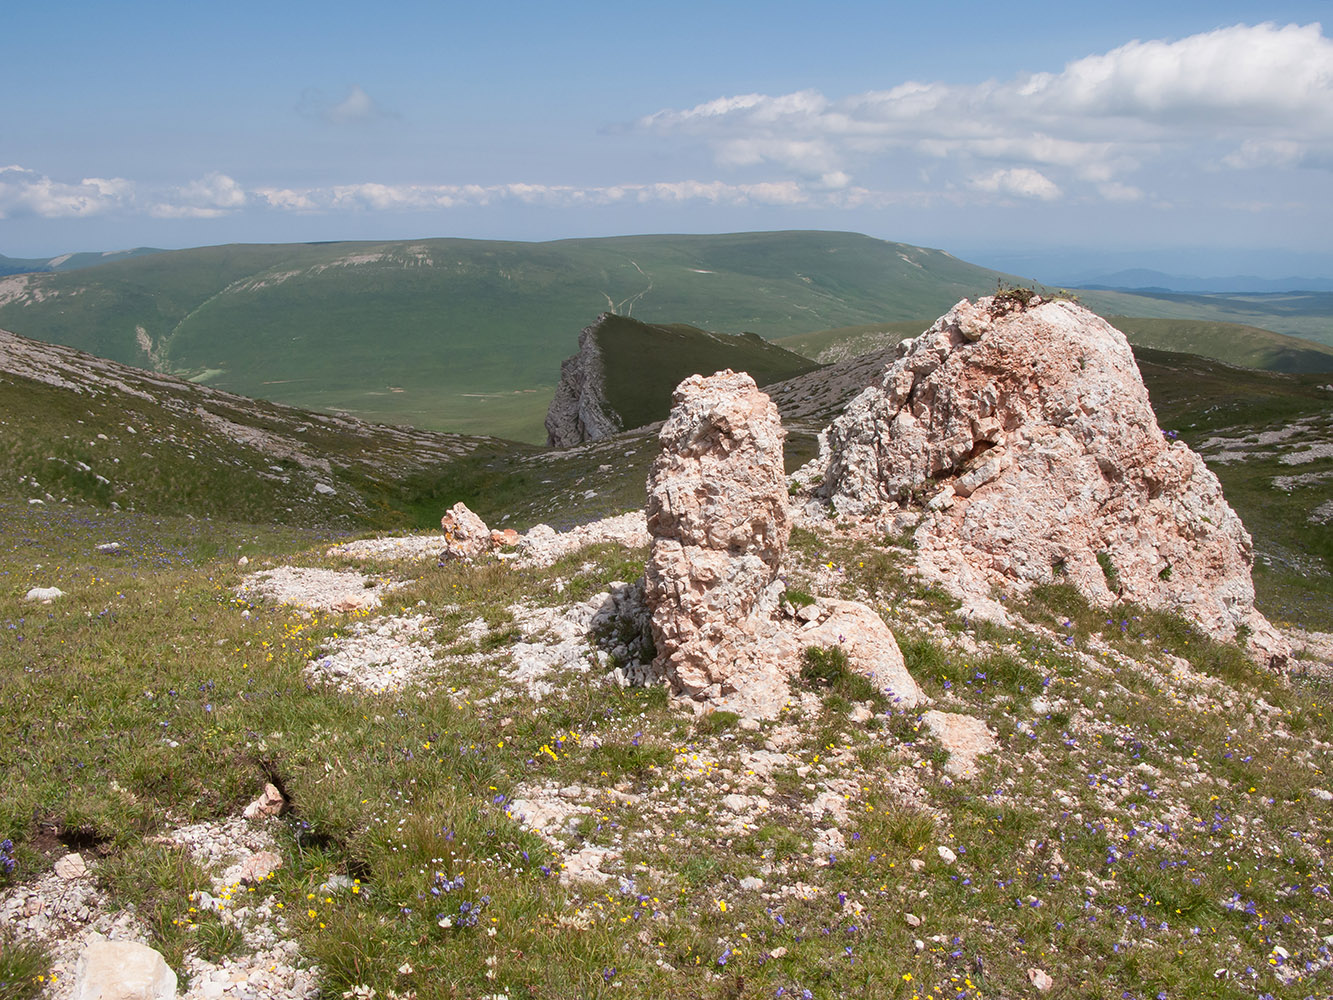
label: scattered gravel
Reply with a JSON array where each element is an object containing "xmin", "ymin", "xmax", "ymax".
[
  {"xmin": 237, "ymin": 566, "xmax": 398, "ymax": 612},
  {"xmin": 306, "ymin": 612, "xmax": 440, "ymax": 693}
]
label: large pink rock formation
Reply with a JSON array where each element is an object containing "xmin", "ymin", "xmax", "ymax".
[{"xmin": 815, "ymin": 295, "xmax": 1289, "ymax": 668}]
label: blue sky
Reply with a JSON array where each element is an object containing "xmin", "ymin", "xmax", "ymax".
[{"xmin": 3, "ymin": 1, "xmax": 1331, "ymax": 278}]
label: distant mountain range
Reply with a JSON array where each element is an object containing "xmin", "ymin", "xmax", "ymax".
[
  {"xmin": 0, "ymin": 247, "xmax": 163, "ymax": 277},
  {"xmin": 0, "ymin": 231, "xmax": 1019, "ymax": 441},
  {"xmin": 1072, "ymin": 268, "xmax": 1333, "ymax": 294},
  {"xmin": 1, "ymin": 232, "xmax": 1329, "ymax": 442}
]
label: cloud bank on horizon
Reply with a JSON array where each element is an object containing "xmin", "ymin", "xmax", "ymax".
[{"xmin": 2, "ymin": 19, "xmax": 1330, "ymax": 265}]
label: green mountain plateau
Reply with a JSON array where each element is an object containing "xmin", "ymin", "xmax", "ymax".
[{"xmin": 3, "ymin": 231, "xmax": 1328, "ymax": 444}]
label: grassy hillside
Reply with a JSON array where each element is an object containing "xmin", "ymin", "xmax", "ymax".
[
  {"xmin": 0, "ymin": 327, "xmax": 527, "ymax": 531},
  {"xmin": 1108, "ymin": 316, "xmax": 1333, "ymax": 372},
  {"xmin": 0, "ymin": 247, "xmax": 162, "ymax": 277},
  {"xmin": 592, "ymin": 314, "xmax": 822, "ymax": 432},
  {"xmin": 773, "ymin": 321, "xmax": 926, "ymax": 363},
  {"xmin": 1, "ymin": 458, "xmax": 1328, "ymax": 999},
  {"xmin": 1136, "ymin": 348, "xmax": 1333, "ymax": 630},
  {"xmin": 0, "ymin": 232, "xmax": 1017, "ymax": 442},
  {"xmin": 1073, "ymin": 287, "xmax": 1333, "ymax": 346}
]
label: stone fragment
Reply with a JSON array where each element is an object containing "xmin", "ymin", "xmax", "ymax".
[
  {"xmin": 937, "ymin": 845, "xmax": 957, "ymax": 864},
  {"xmin": 72, "ymin": 937, "xmax": 177, "ymax": 1000},
  {"xmin": 241, "ymin": 783, "xmax": 285, "ymax": 821},
  {"xmin": 645, "ymin": 370, "xmax": 791, "ymax": 713},
  {"xmin": 236, "ymin": 850, "xmax": 282, "ymax": 884},
  {"xmin": 439, "ymin": 502, "xmax": 492, "ymax": 561},
  {"xmin": 55, "ymin": 852, "xmax": 89, "ymax": 880},
  {"xmin": 813, "ymin": 296, "xmax": 1290, "ymax": 668},
  {"xmin": 922, "ymin": 710, "xmax": 997, "ymax": 778},
  {"xmin": 1028, "ymin": 968, "xmax": 1054, "ymax": 992},
  {"xmin": 490, "ymin": 528, "xmax": 519, "ymax": 548},
  {"xmin": 25, "ymin": 586, "xmax": 65, "ymax": 602}
]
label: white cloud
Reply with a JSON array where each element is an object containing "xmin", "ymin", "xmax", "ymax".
[
  {"xmin": 970, "ymin": 168, "xmax": 1062, "ymax": 201},
  {"xmin": 1025, "ymin": 22, "xmax": 1333, "ymax": 124},
  {"xmin": 310, "ymin": 179, "xmax": 812, "ymax": 211},
  {"xmin": 254, "ymin": 187, "xmax": 318, "ymax": 211},
  {"xmin": 638, "ymin": 22, "xmax": 1333, "ymax": 199},
  {"xmin": 0, "ymin": 165, "xmax": 134, "ymax": 218},
  {"xmin": 1097, "ymin": 181, "xmax": 1144, "ymax": 202},
  {"xmin": 330, "ymin": 85, "xmax": 390, "ymax": 124},
  {"xmin": 150, "ymin": 173, "xmax": 246, "ymax": 218}
]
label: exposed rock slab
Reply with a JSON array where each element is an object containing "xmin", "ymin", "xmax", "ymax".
[
  {"xmin": 813, "ymin": 296, "xmax": 1289, "ymax": 667},
  {"xmin": 922, "ymin": 710, "xmax": 997, "ymax": 778},
  {"xmin": 237, "ymin": 566, "xmax": 399, "ymax": 613}
]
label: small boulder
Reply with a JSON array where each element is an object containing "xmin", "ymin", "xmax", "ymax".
[
  {"xmin": 798, "ymin": 599, "xmax": 922, "ymax": 705},
  {"xmin": 242, "ymin": 782, "xmax": 285, "ymax": 820},
  {"xmin": 440, "ymin": 502, "xmax": 492, "ymax": 561},
  {"xmin": 25, "ymin": 586, "xmax": 65, "ymax": 603},
  {"xmin": 490, "ymin": 528, "xmax": 520, "ymax": 548},
  {"xmin": 237, "ymin": 850, "xmax": 282, "ymax": 884},
  {"xmin": 72, "ymin": 937, "xmax": 177, "ymax": 1000}
]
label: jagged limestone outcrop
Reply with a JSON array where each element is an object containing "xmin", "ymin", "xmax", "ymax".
[{"xmin": 544, "ymin": 314, "xmax": 622, "ymax": 448}]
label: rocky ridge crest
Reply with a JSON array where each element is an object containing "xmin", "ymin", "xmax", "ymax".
[{"xmin": 544, "ymin": 314, "xmax": 621, "ymax": 448}]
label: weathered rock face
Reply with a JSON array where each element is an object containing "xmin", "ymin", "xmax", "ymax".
[
  {"xmin": 545, "ymin": 314, "xmax": 622, "ymax": 448},
  {"xmin": 645, "ymin": 370, "xmax": 791, "ymax": 707},
  {"xmin": 814, "ymin": 295, "xmax": 1289, "ymax": 667}
]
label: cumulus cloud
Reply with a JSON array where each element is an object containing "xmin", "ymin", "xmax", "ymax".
[
  {"xmin": 1023, "ymin": 22, "xmax": 1333, "ymax": 124},
  {"xmin": 149, "ymin": 173, "xmax": 247, "ymax": 218},
  {"xmin": 0, "ymin": 165, "xmax": 134, "ymax": 218},
  {"xmin": 970, "ymin": 168, "xmax": 1062, "ymax": 201},
  {"xmin": 638, "ymin": 21, "xmax": 1333, "ymax": 199},
  {"xmin": 308, "ymin": 179, "xmax": 812, "ymax": 211}
]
